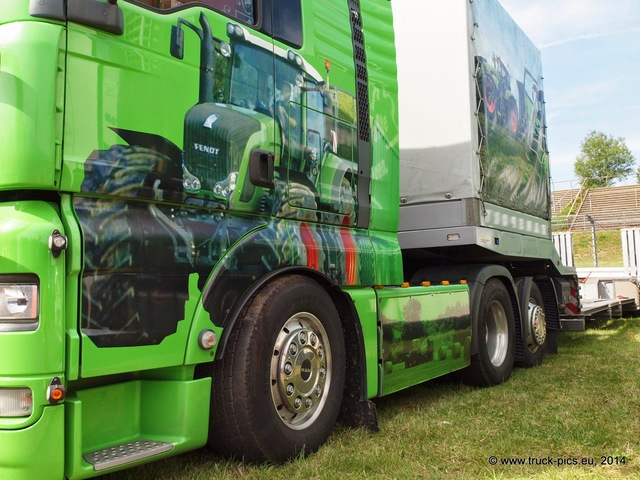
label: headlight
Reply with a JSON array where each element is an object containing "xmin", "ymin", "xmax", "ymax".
[
  {"xmin": 0, "ymin": 281, "xmax": 39, "ymax": 332},
  {"xmin": 213, "ymin": 172, "xmax": 238, "ymax": 199},
  {"xmin": 287, "ymin": 50, "xmax": 303, "ymax": 68},
  {"xmin": 0, "ymin": 388, "xmax": 33, "ymax": 417},
  {"xmin": 220, "ymin": 41, "xmax": 231, "ymax": 58},
  {"xmin": 227, "ymin": 23, "xmax": 244, "ymax": 39}
]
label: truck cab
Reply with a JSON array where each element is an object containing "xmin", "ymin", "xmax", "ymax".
[{"xmin": 0, "ymin": 1, "xmax": 578, "ymax": 478}]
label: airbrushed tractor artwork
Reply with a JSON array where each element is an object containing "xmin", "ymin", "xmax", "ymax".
[
  {"xmin": 473, "ymin": 0, "xmax": 550, "ymax": 219},
  {"xmin": 0, "ymin": 1, "xmax": 579, "ymax": 478},
  {"xmin": 76, "ymin": 14, "xmax": 366, "ymax": 347}
]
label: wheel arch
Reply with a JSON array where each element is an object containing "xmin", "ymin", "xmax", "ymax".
[
  {"xmin": 513, "ymin": 276, "xmax": 535, "ymax": 364},
  {"xmin": 535, "ymin": 276, "xmax": 561, "ymax": 354},
  {"xmin": 211, "ymin": 266, "xmax": 372, "ymax": 427},
  {"xmin": 465, "ymin": 267, "xmax": 521, "ymax": 359}
]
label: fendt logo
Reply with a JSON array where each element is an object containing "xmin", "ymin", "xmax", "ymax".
[{"xmin": 193, "ymin": 143, "xmax": 220, "ymax": 156}]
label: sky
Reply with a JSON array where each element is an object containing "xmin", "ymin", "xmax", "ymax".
[{"xmin": 499, "ymin": 0, "xmax": 640, "ymax": 191}]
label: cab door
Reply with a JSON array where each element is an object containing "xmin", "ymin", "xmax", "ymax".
[{"xmin": 61, "ymin": 0, "xmax": 275, "ymax": 378}]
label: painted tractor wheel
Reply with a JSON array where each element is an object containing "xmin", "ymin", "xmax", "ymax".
[
  {"xmin": 463, "ymin": 279, "xmax": 515, "ymax": 386},
  {"xmin": 77, "ymin": 146, "xmax": 189, "ymax": 346},
  {"xmin": 507, "ymin": 97, "xmax": 519, "ymax": 135},
  {"xmin": 518, "ymin": 282, "xmax": 546, "ymax": 367},
  {"xmin": 482, "ymin": 76, "xmax": 498, "ymax": 121},
  {"xmin": 208, "ymin": 275, "xmax": 346, "ymax": 463}
]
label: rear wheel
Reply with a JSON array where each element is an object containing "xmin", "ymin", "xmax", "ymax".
[
  {"xmin": 481, "ymin": 76, "xmax": 498, "ymax": 122},
  {"xmin": 464, "ymin": 279, "xmax": 515, "ymax": 386},
  {"xmin": 518, "ymin": 282, "xmax": 546, "ymax": 367},
  {"xmin": 208, "ymin": 275, "xmax": 345, "ymax": 462}
]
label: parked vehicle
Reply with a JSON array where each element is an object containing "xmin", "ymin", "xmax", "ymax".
[{"xmin": 0, "ymin": 0, "xmax": 579, "ymax": 478}]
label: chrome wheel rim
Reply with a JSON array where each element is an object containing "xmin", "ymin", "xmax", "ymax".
[
  {"xmin": 270, "ymin": 312, "xmax": 331, "ymax": 430},
  {"xmin": 527, "ymin": 299, "xmax": 546, "ymax": 352},
  {"xmin": 485, "ymin": 300, "xmax": 509, "ymax": 367}
]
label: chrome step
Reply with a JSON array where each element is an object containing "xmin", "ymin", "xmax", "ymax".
[{"xmin": 84, "ymin": 440, "xmax": 173, "ymax": 471}]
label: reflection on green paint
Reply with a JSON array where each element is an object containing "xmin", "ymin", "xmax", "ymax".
[{"xmin": 377, "ymin": 285, "xmax": 471, "ymax": 395}]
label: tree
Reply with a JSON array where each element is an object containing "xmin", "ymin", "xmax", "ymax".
[{"xmin": 574, "ymin": 130, "xmax": 635, "ymax": 188}]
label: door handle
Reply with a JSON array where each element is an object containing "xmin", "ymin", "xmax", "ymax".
[{"xmin": 249, "ymin": 149, "xmax": 275, "ymax": 189}]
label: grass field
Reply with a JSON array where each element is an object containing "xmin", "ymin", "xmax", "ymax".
[
  {"xmin": 572, "ymin": 231, "xmax": 623, "ymax": 268},
  {"xmin": 104, "ymin": 319, "xmax": 640, "ymax": 480}
]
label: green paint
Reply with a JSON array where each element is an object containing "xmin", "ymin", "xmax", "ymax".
[
  {"xmin": 377, "ymin": 285, "xmax": 471, "ymax": 395},
  {"xmin": 64, "ymin": 377, "xmax": 210, "ymax": 479},
  {"xmin": 0, "ymin": 406, "xmax": 65, "ymax": 480},
  {"xmin": 342, "ymin": 288, "xmax": 380, "ymax": 399},
  {"xmin": 0, "ymin": 202, "xmax": 65, "ymax": 375},
  {"xmin": 0, "ymin": 0, "xmax": 466, "ymax": 477},
  {"xmin": 0, "ymin": 21, "xmax": 65, "ymax": 190}
]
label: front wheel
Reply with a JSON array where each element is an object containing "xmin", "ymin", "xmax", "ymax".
[
  {"xmin": 208, "ymin": 275, "xmax": 346, "ymax": 463},
  {"xmin": 463, "ymin": 279, "xmax": 515, "ymax": 386}
]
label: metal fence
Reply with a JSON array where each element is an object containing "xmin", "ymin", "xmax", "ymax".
[{"xmin": 552, "ymin": 212, "xmax": 640, "ymax": 233}]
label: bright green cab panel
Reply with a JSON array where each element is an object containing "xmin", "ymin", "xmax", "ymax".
[
  {"xmin": 0, "ymin": 1, "xmax": 32, "ymax": 24},
  {"xmin": 0, "ymin": 21, "xmax": 64, "ymax": 191},
  {"xmin": 0, "ymin": 201, "xmax": 65, "ymax": 376},
  {"xmin": 0, "ymin": 406, "xmax": 65, "ymax": 480},
  {"xmin": 64, "ymin": 378, "xmax": 210, "ymax": 479}
]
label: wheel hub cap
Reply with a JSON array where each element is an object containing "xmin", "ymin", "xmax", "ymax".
[
  {"xmin": 271, "ymin": 313, "xmax": 330, "ymax": 430},
  {"xmin": 528, "ymin": 302, "xmax": 546, "ymax": 347}
]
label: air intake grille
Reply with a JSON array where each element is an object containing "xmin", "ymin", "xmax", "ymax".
[{"xmin": 348, "ymin": 0, "xmax": 370, "ymax": 143}]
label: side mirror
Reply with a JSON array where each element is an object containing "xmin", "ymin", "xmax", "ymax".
[{"xmin": 170, "ymin": 25, "xmax": 184, "ymax": 60}]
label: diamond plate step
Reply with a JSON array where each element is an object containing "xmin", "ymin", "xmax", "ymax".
[{"xmin": 84, "ymin": 440, "xmax": 173, "ymax": 471}]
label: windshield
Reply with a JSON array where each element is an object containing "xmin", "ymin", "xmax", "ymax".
[
  {"xmin": 228, "ymin": 43, "xmax": 309, "ymax": 116},
  {"xmin": 130, "ymin": 0, "xmax": 255, "ymax": 24}
]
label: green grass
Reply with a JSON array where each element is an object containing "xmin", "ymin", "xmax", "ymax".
[
  {"xmin": 572, "ymin": 231, "xmax": 623, "ymax": 268},
  {"xmin": 104, "ymin": 319, "xmax": 640, "ymax": 480}
]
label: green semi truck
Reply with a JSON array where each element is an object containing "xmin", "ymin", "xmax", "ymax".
[{"xmin": 0, "ymin": 0, "xmax": 579, "ymax": 478}]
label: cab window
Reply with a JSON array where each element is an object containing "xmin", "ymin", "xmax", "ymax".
[{"xmin": 129, "ymin": 0, "xmax": 255, "ymax": 24}]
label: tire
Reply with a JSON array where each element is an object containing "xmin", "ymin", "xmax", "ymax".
[
  {"xmin": 82, "ymin": 145, "xmax": 175, "ymax": 199},
  {"xmin": 483, "ymin": 76, "xmax": 498, "ymax": 118},
  {"xmin": 463, "ymin": 279, "xmax": 515, "ymax": 387},
  {"xmin": 77, "ymin": 146, "xmax": 189, "ymax": 346},
  {"xmin": 506, "ymin": 97, "xmax": 519, "ymax": 135},
  {"xmin": 518, "ymin": 282, "xmax": 546, "ymax": 368},
  {"xmin": 208, "ymin": 275, "xmax": 346, "ymax": 463}
]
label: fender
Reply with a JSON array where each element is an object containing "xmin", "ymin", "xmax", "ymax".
[
  {"xmin": 514, "ymin": 276, "xmax": 561, "ymax": 356},
  {"xmin": 514, "ymin": 276, "xmax": 534, "ymax": 363},
  {"xmin": 195, "ymin": 214, "xmax": 375, "ymax": 340},
  {"xmin": 110, "ymin": 127, "xmax": 184, "ymax": 165},
  {"xmin": 536, "ymin": 277, "xmax": 561, "ymax": 354}
]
